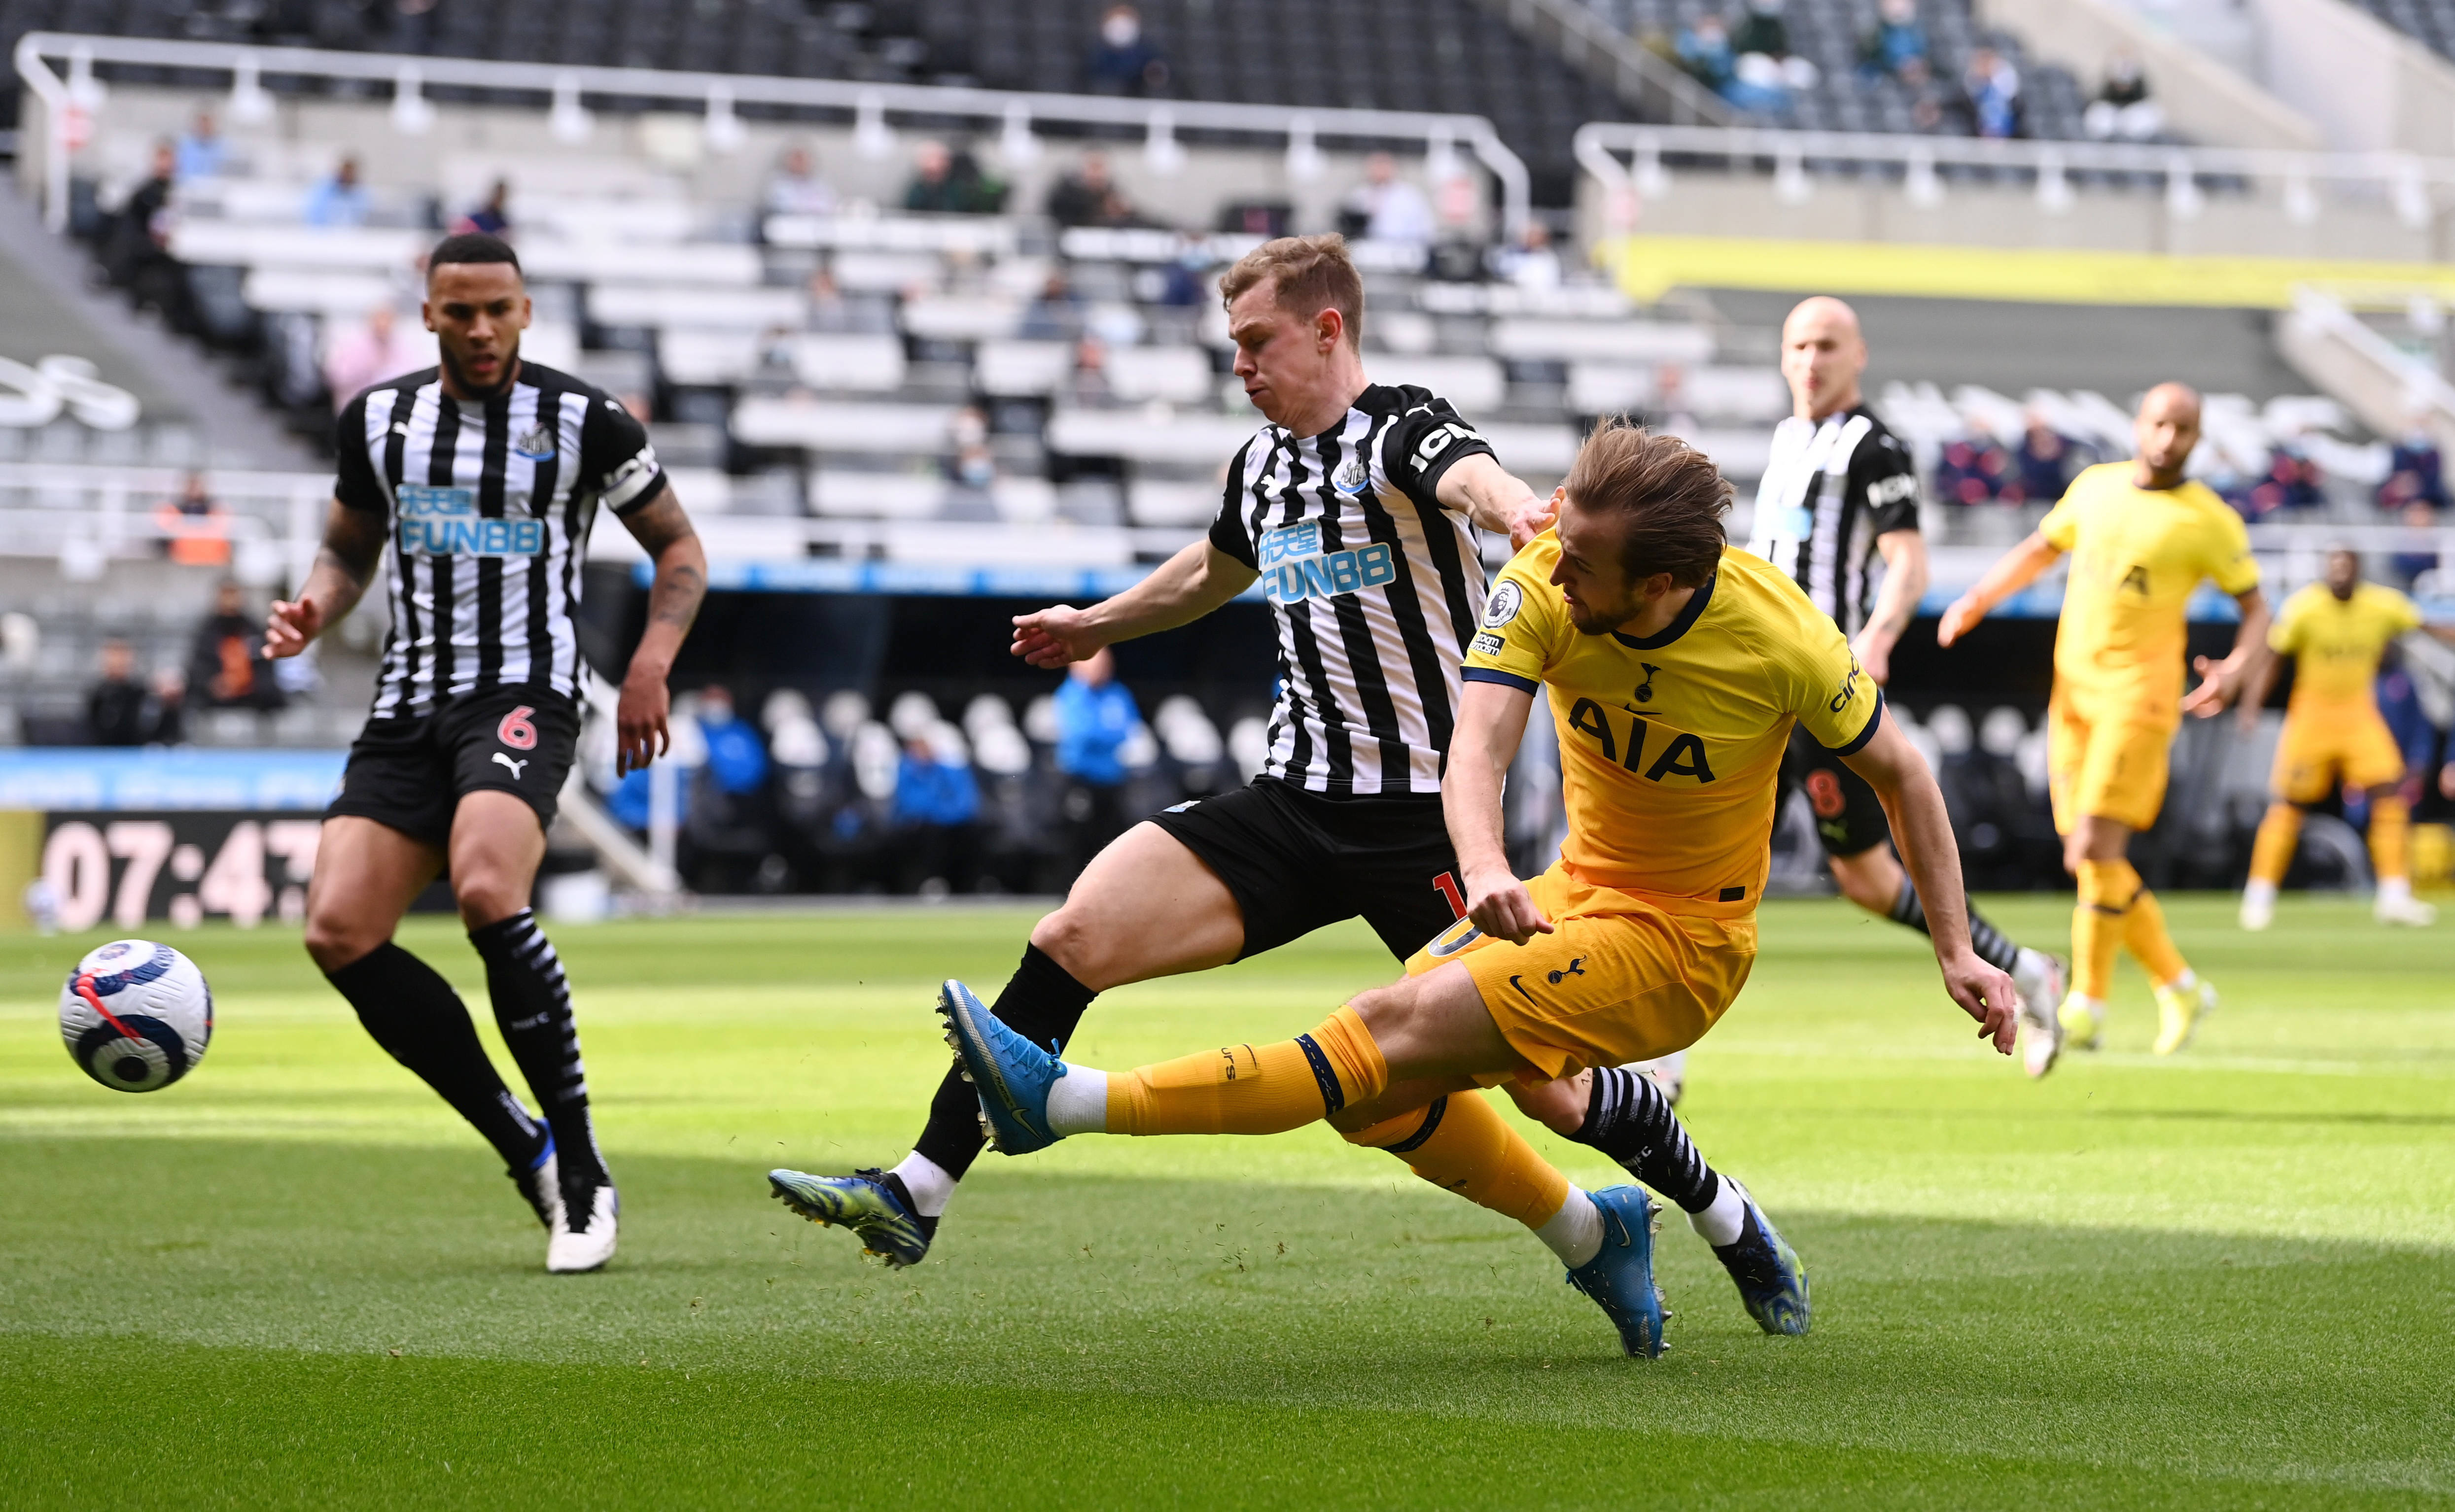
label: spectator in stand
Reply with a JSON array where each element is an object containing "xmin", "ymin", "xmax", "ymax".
[
  {"xmin": 324, "ymin": 302, "xmax": 428, "ymax": 408},
  {"xmin": 1491, "ymin": 220, "xmax": 1562, "ymax": 290},
  {"xmin": 154, "ymin": 471, "xmax": 233, "ymax": 568},
  {"xmin": 456, "ymin": 179, "xmax": 512, "ymax": 237},
  {"xmin": 105, "ymin": 142, "xmax": 195, "ymax": 333},
  {"xmin": 804, "ymin": 266, "xmax": 894, "ymax": 335},
  {"xmin": 175, "ymin": 110, "xmax": 230, "ymax": 182},
  {"xmin": 2235, "ymin": 441, "xmax": 2326, "ymax": 521},
  {"xmin": 2084, "ymin": 51, "xmax": 2163, "ymax": 141},
  {"xmin": 893, "ymin": 724, "xmax": 982, "ymax": 893},
  {"xmin": 303, "ymin": 156, "xmax": 371, "ymax": 227},
  {"xmin": 86, "ymin": 640, "xmax": 153, "ymax": 746},
  {"xmin": 1731, "ymin": 0, "xmax": 1821, "ymax": 94},
  {"xmin": 696, "ymin": 685, "xmax": 771, "ymax": 799},
  {"xmin": 1342, "ymin": 152, "xmax": 1435, "ymax": 248},
  {"xmin": 2380, "ymin": 417, "xmax": 2448, "ymax": 513},
  {"xmin": 1020, "ymin": 271, "xmax": 1085, "ymax": 341},
  {"xmin": 904, "ymin": 139, "xmax": 1005, "ymax": 215},
  {"xmin": 1068, "ymin": 336, "xmax": 1115, "ymax": 407},
  {"xmin": 1675, "ymin": 14, "xmax": 1738, "ymax": 96},
  {"xmin": 1934, "ymin": 434, "xmax": 2012, "ymax": 504},
  {"xmin": 2007, "ymin": 412, "xmax": 2085, "ymax": 505},
  {"xmin": 1861, "ymin": 0, "xmax": 1929, "ymax": 79},
  {"xmin": 2391, "ymin": 500, "xmax": 2441, "ymax": 590},
  {"xmin": 1086, "ymin": 4, "xmax": 1169, "ymax": 97},
  {"xmin": 1053, "ymin": 647, "xmax": 1139, "ymax": 874},
  {"xmin": 1957, "ymin": 46, "xmax": 2023, "ymax": 139},
  {"xmin": 1045, "ymin": 151, "xmax": 1139, "ymax": 229},
  {"xmin": 765, "ymin": 145, "xmax": 836, "ymax": 218},
  {"xmin": 188, "ymin": 580, "xmax": 284, "ymax": 711}
]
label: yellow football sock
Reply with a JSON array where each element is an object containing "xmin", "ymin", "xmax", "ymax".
[
  {"xmin": 2123, "ymin": 885, "xmax": 2190, "ymax": 988},
  {"xmin": 2370, "ymin": 793, "xmax": 2412, "ymax": 882},
  {"xmin": 2248, "ymin": 803, "xmax": 2303, "ymax": 887},
  {"xmin": 2071, "ymin": 859, "xmax": 2133, "ymax": 1000},
  {"xmin": 1106, "ymin": 1005, "xmax": 1387, "ymax": 1136},
  {"xmin": 1343, "ymin": 1091, "xmax": 1571, "ymax": 1231}
]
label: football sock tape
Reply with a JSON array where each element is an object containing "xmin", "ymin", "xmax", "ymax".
[
  {"xmin": 1107, "ymin": 1006, "xmax": 1386, "ymax": 1136},
  {"xmin": 1575, "ymin": 1065, "xmax": 1721, "ymax": 1215},
  {"xmin": 325, "ymin": 941, "xmax": 543, "ymax": 1170},
  {"xmin": 914, "ymin": 944, "xmax": 1097, "ymax": 1179},
  {"xmin": 469, "ymin": 909, "xmax": 609, "ymax": 1196}
]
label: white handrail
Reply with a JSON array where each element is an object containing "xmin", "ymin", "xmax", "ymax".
[
  {"xmin": 12, "ymin": 31, "xmax": 1532, "ymax": 238},
  {"xmin": 1575, "ymin": 120, "xmax": 2455, "ymax": 218}
]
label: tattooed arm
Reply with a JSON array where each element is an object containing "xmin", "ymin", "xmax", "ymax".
[
  {"xmin": 613, "ymin": 483, "xmax": 706, "ymax": 775},
  {"xmin": 264, "ymin": 500, "xmax": 391, "ymax": 658}
]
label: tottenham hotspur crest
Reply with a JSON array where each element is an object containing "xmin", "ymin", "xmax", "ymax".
[{"xmin": 512, "ymin": 423, "xmax": 557, "ymax": 462}]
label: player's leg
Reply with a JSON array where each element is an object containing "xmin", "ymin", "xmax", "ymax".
[
  {"xmin": 310, "ymin": 723, "xmax": 562, "ymax": 1224},
  {"xmin": 775, "ymin": 809, "xmax": 1258, "ymax": 1265},
  {"xmin": 441, "ymin": 693, "xmax": 614, "ymax": 1271},
  {"xmin": 2347, "ymin": 713, "xmax": 2434, "ymax": 925},
  {"xmin": 2244, "ymin": 715, "xmax": 2322, "ymax": 930}
]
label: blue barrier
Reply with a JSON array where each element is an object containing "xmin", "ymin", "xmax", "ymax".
[{"xmin": 0, "ymin": 749, "xmax": 347, "ymax": 811}]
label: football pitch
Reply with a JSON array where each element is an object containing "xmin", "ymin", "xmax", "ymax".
[{"xmin": 3, "ymin": 897, "xmax": 2450, "ymax": 1509}]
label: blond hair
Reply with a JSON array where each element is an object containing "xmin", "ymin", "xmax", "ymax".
[{"xmin": 1218, "ymin": 234, "xmax": 1364, "ymax": 350}]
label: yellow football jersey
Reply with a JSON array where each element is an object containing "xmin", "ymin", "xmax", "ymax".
[
  {"xmin": 1465, "ymin": 537, "xmax": 1878, "ymax": 917},
  {"xmin": 2038, "ymin": 462, "xmax": 2260, "ymax": 726},
  {"xmin": 2269, "ymin": 581, "xmax": 2420, "ymax": 708}
]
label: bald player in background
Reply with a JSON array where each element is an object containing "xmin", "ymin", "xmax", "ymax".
[
  {"xmin": 1940, "ymin": 383, "xmax": 2268, "ymax": 1073},
  {"xmin": 1739, "ymin": 296, "xmax": 2066, "ymax": 1059}
]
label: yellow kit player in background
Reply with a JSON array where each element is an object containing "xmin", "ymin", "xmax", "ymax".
[
  {"xmin": 2237, "ymin": 547, "xmax": 2452, "ymax": 930},
  {"xmin": 933, "ymin": 422, "xmax": 2019, "ymax": 1359},
  {"xmin": 1939, "ymin": 384, "xmax": 2269, "ymax": 1074}
]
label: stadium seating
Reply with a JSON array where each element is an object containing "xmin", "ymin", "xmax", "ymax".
[{"xmin": 2345, "ymin": 0, "xmax": 2455, "ymax": 63}]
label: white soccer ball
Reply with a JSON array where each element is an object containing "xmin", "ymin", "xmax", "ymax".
[{"xmin": 58, "ymin": 939, "xmax": 213, "ymax": 1094}]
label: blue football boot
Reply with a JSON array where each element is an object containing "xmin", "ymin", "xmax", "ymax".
[
  {"xmin": 768, "ymin": 1167, "xmax": 934, "ymax": 1269},
  {"xmin": 936, "ymin": 978, "xmax": 1066, "ymax": 1156},
  {"xmin": 1712, "ymin": 1179, "xmax": 1810, "ymax": 1336},
  {"xmin": 1564, "ymin": 1185, "xmax": 1669, "ymax": 1358}
]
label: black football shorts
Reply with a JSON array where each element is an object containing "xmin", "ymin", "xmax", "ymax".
[
  {"xmin": 1146, "ymin": 776, "xmax": 1468, "ymax": 961},
  {"xmin": 327, "ymin": 684, "xmax": 581, "ymax": 847},
  {"xmin": 1778, "ymin": 722, "xmax": 1892, "ymax": 859}
]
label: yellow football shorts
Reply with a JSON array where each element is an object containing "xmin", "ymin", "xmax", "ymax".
[
  {"xmin": 2272, "ymin": 703, "xmax": 2405, "ymax": 804},
  {"xmin": 2046, "ymin": 690, "xmax": 2174, "ymax": 834},
  {"xmin": 1404, "ymin": 862, "xmax": 1756, "ymax": 1082}
]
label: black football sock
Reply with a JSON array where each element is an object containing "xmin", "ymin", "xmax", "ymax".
[
  {"xmin": 1886, "ymin": 874, "xmax": 2023, "ymax": 974},
  {"xmin": 912, "ymin": 943, "xmax": 1098, "ymax": 1179},
  {"xmin": 1574, "ymin": 1065, "xmax": 1721, "ymax": 1215},
  {"xmin": 468, "ymin": 909, "xmax": 610, "ymax": 1201},
  {"xmin": 325, "ymin": 941, "xmax": 545, "ymax": 1171}
]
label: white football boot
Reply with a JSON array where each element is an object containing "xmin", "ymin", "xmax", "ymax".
[
  {"xmin": 509, "ymin": 1140, "xmax": 564, "ymax": 1232},
  {"xmin": 2011, "ymin": 948, "xmax": 2067, "ymax": 1079},
  {"xmin": 2375, "ymin": 879, "xmax": 2437, "ymax": 928},
  {"xmin": 2239, "ymin": 880, "xmax": 2277, "ymax": 932},
  {"xmin": 547, "ymin": 1181, "xmax": 619, "ymax": 1273}
]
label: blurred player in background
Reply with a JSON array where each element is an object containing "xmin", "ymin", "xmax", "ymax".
[
  {"xmin": 1939, "ymin": 383, "xmax": 2266, "ymax": 1074},
  {"xmin": 934, "ymin": 422, "xmax": 2018, "ymax": 1357},
  {"xmin": 266, "ymin": 233, "xmax": 706, "ymax": 1273},
  {"xmin": 2238, "ymin": 546, "xmax": 2451, "ymax": 929},
  {"xmin": 1742, "ymin": 296, "xmax": 2065, "ymax": 1060}
]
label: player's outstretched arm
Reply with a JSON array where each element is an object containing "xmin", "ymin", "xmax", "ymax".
[
  {"xmin": 1935, "ymin": 531, "xmax": 2064, "ymax": 648},
  {"xmin": 263, "ymin": 499, "xmax": 388, "ymax": 659},
  {"xmin": 1853, "ymin": 529, "xmax": 1929, "ymax": 686},
  {"xmin": 2183, "ymin": 587, "xmax": 2270, "ymax": 721},
  {"xmin": 1444, "ymin": 678, "xmax": 1551, "ymax": 945},
  {"xmin": 614, "ymin": 483, "xmax": 707, "ymax": 775},
  {"xmin": 1841, "ymin": 710, "xmax": 2019, "ymax": 1054},
  {"xmin": 1011, "ymin": 539, "xmax": 1258, "ymax": 669},
  {"xmin": 1436, "ymin": 455, "xmax": 1556, "ymax": 550}
]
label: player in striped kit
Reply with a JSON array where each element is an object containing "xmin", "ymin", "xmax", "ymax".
[{"xmin": 263, "ymin": 233, "xmax": 706, "ymax": 1272}]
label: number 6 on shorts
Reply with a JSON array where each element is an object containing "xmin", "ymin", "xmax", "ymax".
[{"xmin": 497, "ymin": 705, "xmax": 539, "ymax": 751}]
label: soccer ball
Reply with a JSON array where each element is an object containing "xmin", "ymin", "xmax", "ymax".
[{"xmin": 59, "ymin": 939, "xmax": 213, "ymax": 1093}]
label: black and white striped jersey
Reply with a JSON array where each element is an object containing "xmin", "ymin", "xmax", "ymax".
[
  {"xmin": 1208, "ymin": 384, "xmax": 1495, "ymax": 796},
  {"xmin": 1742, "ymin": 405, "xmax": 1921, "ymax": 636},
  {"xmin": 333, "ymin": 363, "xmax": 666, "ymax": 719}
]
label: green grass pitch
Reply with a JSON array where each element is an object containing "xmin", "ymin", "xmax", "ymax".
[{"xmin": 3, "ymin": 895, "xmax": 2451, "ymax": 1509}]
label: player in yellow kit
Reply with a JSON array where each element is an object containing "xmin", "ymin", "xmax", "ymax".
[
  {"xmin": 2238, "ymin": 547, "xmax": 2446, "ymax": 929},
  {"xmin": 1940, "ymin": 384, "xmax": 2269, "ymax": 1073},
  {"xmin": 932, "ymin": 423, "xmax": 2020, "ymax": 1359}
]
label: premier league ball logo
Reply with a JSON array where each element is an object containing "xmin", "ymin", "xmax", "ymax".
[{"xmin": 58, "ymin": 940, "xmax": 214, "ymax": 1094}]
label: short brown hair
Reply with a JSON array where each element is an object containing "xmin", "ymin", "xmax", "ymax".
[
  {"xmin": 1218, "ymin": 234, "xmax": 1364, "ymax": 350},
  {"xmin": 1563, "ymin": 419, "xmax": 1729, "ymax": 588}
]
